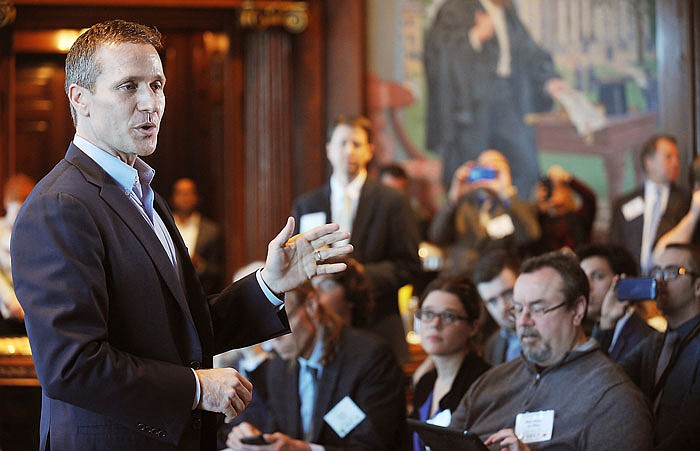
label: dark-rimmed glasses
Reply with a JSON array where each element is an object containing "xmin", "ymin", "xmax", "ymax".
[
  {"xmin": 510, "ymin": 300, "xmax": 567, "ymax": 318},
  {"xmin": 415, "ymin": 309, "xmax": 469, "ymax": 325},
  {"xmin": 648, "ymin": 265, "xmax": 700, "ymax": 281}
]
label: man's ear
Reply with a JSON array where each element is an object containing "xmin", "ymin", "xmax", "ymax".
[
  {"xmin": 571, "ymin": 295, "xmax": 587, "ymax": 326},
  {"xmin": 68, "ymin": 84, "xmax": 90, "ymax": 118}
]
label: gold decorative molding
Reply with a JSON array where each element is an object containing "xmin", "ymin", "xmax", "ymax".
[
  {"xmin": 239, "ymin": 1, "xmax": 308, "ymax": 34},
  {"xmin": 0, "ymin": 1, "xmax": 16, "ymax": 28}
]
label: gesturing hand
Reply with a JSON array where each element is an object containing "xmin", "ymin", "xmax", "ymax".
[
  {"xmin": 195, "ymin": 368, "xmax": 252, "ymax": 423},
  {"xmin": 260, "ymin": 217, "xmax": 353, "ymax": 295}
]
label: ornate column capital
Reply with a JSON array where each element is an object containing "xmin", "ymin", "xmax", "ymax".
[
  {"xmin": 239, "ymin": 1, "xmax": 308, "ymax": 34},
  {"xmin": 0, "ymin": 1, "xmax": 15, "ymax": 29}
]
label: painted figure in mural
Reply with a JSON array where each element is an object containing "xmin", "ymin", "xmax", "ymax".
[{"xmin": 424, "ymin": 0, "xmax": 568, "ymax": 198}]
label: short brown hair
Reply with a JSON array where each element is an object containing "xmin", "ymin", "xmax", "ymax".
[
  {"xmin": 520, "ymin": 250, "xmax": 589, "ymax": 309},
  {"xmin": 64, "ymin": 20, "xmax": 163, "ymax": 125},
  {"xmin": 327, "ymin": 114, "xmax": 373, "ymax": 144}
]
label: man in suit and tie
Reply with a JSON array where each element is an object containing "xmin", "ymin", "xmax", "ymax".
[
  {"xmin": 225, "ymin": 284, "xmax": 406, "ymax": 450},
  {"xmin": 609, "ymin": 134, "xmax": 691, "ymax": 274},
  {"xmin": 622, "ymin": 243, "xmax": 700, "ymax": 449},
  {"xmin": 473, "ymin": 249, "xmax": 521, "ymax": 366},
  {"xmin": 290, "ymin": 115, "xmax": 422, "ymax": 364},
  {"xmin": 170, "ymin": 177, "xmax": 225, "ymax": 295},
  {"xmin": 577, "ymin": 243, "xmax": 654, "ymax": 361},
  {"xmin": 10, "ymin": 20, "xmax": 352, "ymax": 451}
]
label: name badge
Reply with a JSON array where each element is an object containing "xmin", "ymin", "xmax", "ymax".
[
  {"xmin": 514, "ymin": 409, "xmax": 554, "ymax": 444},
  {"xmin": 323, "ymin": 396, "xmax": 366, "ymax": 438},
  {"xmin": 300, "ymin": 212, "xmax": 327, "ymax": 233},
  {"xmin": 486, "ymin": 214, "xmax": 515, "ymax": 239},
  {"xmin": 621, "ymin": 196, "xmax": 644, "ymax": 221}
]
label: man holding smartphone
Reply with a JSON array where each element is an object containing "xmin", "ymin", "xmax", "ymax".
[
  {"xmin": 429, "ymin": 149, "xmax": 540, "ymax": 276},
  {"xmin": 621, "ymin": 243, "xmax": 700, "ymax": 449}
]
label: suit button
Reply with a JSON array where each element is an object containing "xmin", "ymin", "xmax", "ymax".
[
  {"xmin": 189, "ymin": 360, "xmax": 201, "ymax": 369},
  {"xmin": 137, "ymin": 423, "xmax": 146, "ymax": 431},
  {"xmin": 192, "ymin": 418, "xmax": 202, "ymax": 430}
]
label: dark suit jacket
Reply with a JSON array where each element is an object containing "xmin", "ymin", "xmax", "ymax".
[
  {"xmin": 483, "ymin": 329, "xmax": 509, "ymax": 367},
  {"xmin": 11, "ymin": 144, "xmax": 290, "ymax": 451},
  {"xmin": 609, "ymin": 184, "xmax": 690, "ymax": 267},
  {"xmin": 192, "ymin": 216, "xmax": 224, "ymax": 295},
  {"xmin": 263, "ymin": 327, "xmax": 407, "ymax": 451},
  {"xmin": 291, "ymin": 179, "xmax": 421, "ymax": 321},
  {"xmin": 621, "ymin": 315, "xmax": 700, "ymax": 449},
  {"xmin": 592, "ymin": 312, "xmax": 654, "ymax": 362}
]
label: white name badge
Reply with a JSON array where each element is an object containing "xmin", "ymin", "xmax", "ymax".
[
  {"xmin": 300, "ymin": 212, "xmax": 327, "ymax": 233},
  {"xmin": 514, "ymin": 409, "xmax": 554, "ymax": 444},
  {"xmin": 323, "ymin": 396, "xmax": 366, "ymax": 438},
  {"xmin": 486, "ymin": 214, "xmax": 515, "ymax": 239},
  {"xmin": 621, "ymin": 196, "xmax": 645, "ymax": 222}
]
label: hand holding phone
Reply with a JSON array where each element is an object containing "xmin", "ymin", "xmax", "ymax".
[
  {"xmin": 616, "ymin": 277, "xmax": 657, "ymax": 302},
  {"xmin": 467, "ymin": 166, "xmax": 498, "ymax": 183},
  {"xmin": 240, "ymin": 434, "xmax": 269, "ymax": 445}
]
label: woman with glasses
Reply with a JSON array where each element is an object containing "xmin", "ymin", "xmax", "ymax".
[{"xmin": 409, "ymin": 275, "xmax": 490, "ymax": 451}]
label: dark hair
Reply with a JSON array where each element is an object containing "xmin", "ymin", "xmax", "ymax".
[
  {"xmin": 65, "ymin": 20, "xmax": 163, "ymax": 125},
  {"xmin": 379, "ymin": 163, "xmax": 408, "ymax": 180},
  {"xmin": 327, "ymin": 114, "xmax": 373, "ymax": 144},
  {"xmin": 520, "ymin": 251, "xmax": 589, "ymax": 308},
  {"xmin": 640, "ymin": 133, "xmax": 677, "ymax": 173},
  {"xmin": 419, "ymin": 274, "xmax": 482, "ymax": 324},
  {"xmin": 663, "ymin": 243, "xmax": 700, "ymax": 274},
  {"xmin": 321, "ymin": 257, "xmax": 374, "ymax": 328},
  {"xmin": 576, "ymin": 243, "xmax": 639, "ymax": 277},
  {"xmin": 473, "ymin": 249, "xmax": 521, "ymax": 285}
]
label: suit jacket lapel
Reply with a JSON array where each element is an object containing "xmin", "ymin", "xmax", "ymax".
[
  {"xmin": 311, "ymin": 341, "xmax": 344, "ymax": 441},
  {"xmin": 66, "ymin": 145, "xmax": 195, "ymax": 327},
  {"xmin": 351, "ymin": 181, "xmax": 378, "ymax": 250}
]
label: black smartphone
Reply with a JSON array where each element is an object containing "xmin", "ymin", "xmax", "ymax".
[
  {"xmin": 240, "ymin": 434, "xmax": 268, "ymax": 445},
  {"xmin": 616, "ymin": 277, "xmax": 657, "ymax": 302}
]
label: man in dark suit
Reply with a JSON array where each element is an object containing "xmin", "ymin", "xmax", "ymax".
[
  {"xmin": 225, "ymin": 285, "xmax": 406, "ymax": 450},
  {"xmin": 290, "ymin": 115, "xmax": 422, "ymax": 364},
  {"xmin": 609, "ymin": 134, "xmax": 690, "ymax": 274},
  {"xmin": 10, "ymin": 20, "xmax": 352, "ymax": 451},
  {"xmin": 424, "ymin": 0, "xmax": 567, "ymax": 196},
  {"xmin": 577, "ymin": 243, "xmax": 654, "ymax": 361},
  {"xmin": 622, "ymin": 243, "xmax": 700, "ymax": 449},
  {"xmin": 170, "ymin": 177, "xmax": 224, "ymax": 295}
]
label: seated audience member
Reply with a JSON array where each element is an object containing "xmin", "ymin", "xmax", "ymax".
[
  {"xmin": 450, "ymin": 251, "xmax": 653, "ymax": 450},
  {"xmin": 622, "ymin": 243, "xmax": 700, "ymax": 449},
  {"xmin": 170, "ymin": 177, "xmax": 224, "ymax": 295},
  {"xmin": 410, "ymin": 275, "xmax": 490, "ymax": 451},
  {"xmin": 533, "ymin": 165, "xmax": 597, "ymax": 253},
  {"xmin": 311, "ymin": 256, "xmax": 374, "ymax": 329},
  {"xmin": 429, "ymin": 150, "xmax": 540, "ymax": 276},
  {"xmin": 473, "ymin": 249, "xmax": 521, "ymax": 366},
  {"xmin": 226, "ymin": 284, "xmax": 406, "ymax": 450},
  {"xmin": 577, "ymin": 243, "xmax": 654, "ymax": 360},
  {"xmin": 379, "ymin": 163, "xmax": 432, "ymax": 240},
  {"xmin": 0, "ymin": 174, "xmax": 35, "ymax": 336}
]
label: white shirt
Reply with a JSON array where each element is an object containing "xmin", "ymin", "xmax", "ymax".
[{"xmin": 330, "ymin": 170, "xmax": 367, "ymax": 242}]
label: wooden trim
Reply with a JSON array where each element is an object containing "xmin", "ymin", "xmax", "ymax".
[{"xmin": 14, "ymin": 0, "xmax": 294, "ymax": 9}]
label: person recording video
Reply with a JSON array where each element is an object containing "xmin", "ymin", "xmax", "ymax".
[{"xmin": 428, "ymin": 149, "xmax": 540, "ymax": 276}]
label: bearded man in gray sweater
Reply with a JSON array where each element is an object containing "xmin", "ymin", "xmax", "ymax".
[{"xmin": 451, "ymin": 251, "xmax": 653, "ymax": 451}]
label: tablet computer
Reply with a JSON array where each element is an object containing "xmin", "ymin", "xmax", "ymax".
[{"xmin": 407, "ymin": 418, "xmax": 489, "ymax": 451}]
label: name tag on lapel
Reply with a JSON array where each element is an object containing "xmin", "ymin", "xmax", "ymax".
[{"xmin": 323, "ymin": 396, "xmax": 366, "ymax": 438}]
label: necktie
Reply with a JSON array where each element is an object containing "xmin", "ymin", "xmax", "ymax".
[
  {"xmin": 654, "ymin": 329, "xmax": 679, "ymax": 410},
  {"xmin": 299, "ymin": 361, "xmax": 319, "ymax": 440},
  {"xmin": 641, "ymin": 187, "xmax": 662, "ymax": 273},
  {"xmin": 335, "ymin": 190, "xmax": 353, "ymax": 246}
]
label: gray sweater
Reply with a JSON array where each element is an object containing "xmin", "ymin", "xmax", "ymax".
[{"xmin": 451, "ymin": 340, "xmax": 653, "ymax": 450}]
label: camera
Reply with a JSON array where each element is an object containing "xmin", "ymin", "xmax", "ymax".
[
  {"xmin": 467, "ymin": 166, "xmax": 498, "ymax": 183},
  {"xmin": 616, "ymin": 277, "xmax": 657, "ymax": 302}
]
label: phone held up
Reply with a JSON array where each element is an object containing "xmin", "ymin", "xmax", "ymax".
[
  {"xmin": 616, "ymin": 277, "xmax": 657, "ymax": 302},
  {"xmin": 467, "ymin": 166, "xmax": 498, "ymax": 183},
  {"xmin": 240, "ymin": 434, "xmax": 269, "ymax": 445}
]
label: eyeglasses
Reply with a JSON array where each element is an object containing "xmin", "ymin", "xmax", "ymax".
[
  {"xmin": 648, "ymin": 265, "xmax": 700, "ymax": 281},
  {"xmin": 511, "ymin": 300, "xmax": 567, "ymax": 318},
  {"xmin": 485, "ymin": 289, "xmax": 514, "ymax": 307},
  {"xmin": 415, "ymin": 309, "xmax": 469, "ymax": 325}
]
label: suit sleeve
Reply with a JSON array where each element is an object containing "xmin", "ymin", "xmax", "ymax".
[{"xmin": 11, "ymin": 192, "xmax": 195, "ymax": 445}]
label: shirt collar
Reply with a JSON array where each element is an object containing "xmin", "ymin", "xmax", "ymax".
[
  {"xmin": 298, "ymin": 336, "xmax": 324, "ymax": 373},
  {"xmin": 73, "ymin": 134, "xmax": 156, "ymax": 195},
  {"xmin": 330, "ymin": 169, "xmax": 367, "ymax": 198}
]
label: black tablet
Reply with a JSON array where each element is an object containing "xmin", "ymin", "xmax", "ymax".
[{"xmin": 407, "ymin": 418, "xmax": 490, "ymax": 451}]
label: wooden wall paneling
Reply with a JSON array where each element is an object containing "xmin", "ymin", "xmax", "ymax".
[
  {"xmin": 694, "ymin": 0, "xmax": 700, "ymax": 161},
  {"xmin": 324, "ymin": 0, "xmax": 366, "ymax": 121},
  {"xmin": 242, "ymin": 29, "xmax": 294, "ymax": 264},
  {"xmin": 0, "ymin": 24, "xmax": 13, "ymax": 183},
  {"xmin": 657, "ymin": 0, "xmax": 695, "ymax": 184},
  {"xmin": 291, "ymin": 0, "xmax": 326, "ymax": 197}
]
